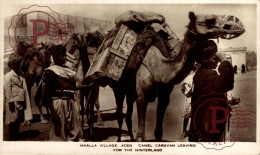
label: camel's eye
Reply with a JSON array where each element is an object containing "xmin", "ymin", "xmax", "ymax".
[{"xmin": 206, "ymin": 18, "xmax": 216, "ymax": 28}]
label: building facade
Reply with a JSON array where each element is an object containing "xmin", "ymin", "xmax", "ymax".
[
  {"xmin": 5, "ymin": 12, "xmax": 113, "ymax": 50},
  {"xmin": 219, "ymin": 47, "xmax": 257, "ymax": 70},
  {"xmin": 219, "ymin": 47, "xmax": 248, "ymax": 70}
]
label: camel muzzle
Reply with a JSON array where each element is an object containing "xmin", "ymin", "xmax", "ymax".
[{"xmin": 218, "ymin": 15, "xmax": 245, "ymax": 39}]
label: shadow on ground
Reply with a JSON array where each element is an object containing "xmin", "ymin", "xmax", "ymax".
[
  {"xmin": 83, "ymin": 127, "xmax": 129, "ymax": 142},
  {"xmin": 20, "ymin": 130, "xmax": 40, "ymax": 140},
  {"xmin": 30, "ymin": 114, "xmax": 50, "ymax": 123},
  {"xmin": 95, "ymin": 112, "xmax": 126, "ymax": 122}
]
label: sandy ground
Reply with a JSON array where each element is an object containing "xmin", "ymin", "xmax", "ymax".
[{"xmin": 3, "ymin": 70, "xmax": 256, "ymax": 142}]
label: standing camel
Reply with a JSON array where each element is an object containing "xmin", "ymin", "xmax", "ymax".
[
  {"xmin": 91, "ymin": 12, "xmax": 244, "ymax": 142},
  {"xmin": 134, "ymin": 12, "xmax": 245, "ymax": 141},
  {"xmin": 71, "ymin": 32, "xmax": 105, "ymax": 127}
]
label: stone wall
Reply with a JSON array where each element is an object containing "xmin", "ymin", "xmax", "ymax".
[
  {"xmin": 4, "ymin": 12, "xmax": 114, "ymax": 50},
  {"xmin": 4, "ymin": 12, "xmax": 114, "ymax": 74}
]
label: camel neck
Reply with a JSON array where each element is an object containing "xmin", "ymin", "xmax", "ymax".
[
  {"xmin": 169, "ymin": 31, "xmax": 202, "ymax": 84},
  {"xmin": 78, "ymin": 47, "xmax": 91, "ymax": 75}
]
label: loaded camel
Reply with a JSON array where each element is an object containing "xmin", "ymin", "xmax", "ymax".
[
  {"xmin": 95, "ymin": 11, "xmax": 244, "ymax": 142},
  {"xmin": 134, "ymin": 12, "xmax": 245, "ymax": 141}
]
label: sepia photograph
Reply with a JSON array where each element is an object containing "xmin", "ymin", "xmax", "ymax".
[{"xmin": 0, "ymin": 0, "xmax": 259, "ymax": 154}]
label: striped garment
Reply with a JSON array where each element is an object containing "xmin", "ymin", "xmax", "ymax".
[
  {"xmin": 181, "ymin": 71, "xmax": 195, "ymax": 118},
  {"xmin": 182, "ymin": 98, "xmax": 191, "ymax": 118}
]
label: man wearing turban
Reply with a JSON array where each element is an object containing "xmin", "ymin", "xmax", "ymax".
[{"xmin": 189, "ymin": 40, "xmax": 234, "ymax": 142}]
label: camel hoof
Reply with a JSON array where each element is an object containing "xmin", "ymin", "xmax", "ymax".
[
  {"xmin": 154, "ymin": 129, "xmax": 163, "ymax": 141},
  {"xmin": 40, "ymin": 120, "xmax": 50, "ymax": 124},
  {"xmin": 136, "ymin": 136, "xmax": 145, "ymax": 142},
  {"xmin": 96, "ymin": 121, "xmax": 104, "ymax": 126},
  {"xmin": 136, "ymin": 134, "xmax": 145, "ymax": 142},
  {"xmin": 129, "ymin": 134, "xmax": 135, "ymax": 142}
]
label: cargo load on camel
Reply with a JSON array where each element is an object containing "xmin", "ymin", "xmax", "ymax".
[{"xmin": 86, "ymin": 10, "xmax": 181, "ymax": 82}]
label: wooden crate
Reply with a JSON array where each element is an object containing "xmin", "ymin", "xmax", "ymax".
[{"xmin": 86, "ymin": 25, "xmax": 137, "ymax": 81}]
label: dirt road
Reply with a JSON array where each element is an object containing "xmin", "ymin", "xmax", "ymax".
[{"xmin": 3, "ymin": 70, "xmax": 256, "ymax": 142}]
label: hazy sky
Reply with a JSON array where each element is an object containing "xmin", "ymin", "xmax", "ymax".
[{"xmin": 3, "ymin": 2, "xmax": 257, "ymax": 52}]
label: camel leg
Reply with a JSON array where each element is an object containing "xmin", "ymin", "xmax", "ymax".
[
  {"xmin": 125, "ymin": 71, "xmax": 136, "ymax": 142},
  {"xmin": 89, "ymin": 85, "xmax": 99, "ymax": 140},
  {"xmin": 95, "ymin": 100, "xmax": 103, "ymax": 126},
  {"xmin": 136, "ymin": 93, "xmax": 148, "ymax": 142},
  {"xmin": 125, "ymin": 93, "xmax": 135, "ymax": 141},
  {"xmin": 45, "ymin": 106, "xmax": 50, "ymax": 120},
  {"xmin": 135, "ymin": 66, "xmax": 154, "ymax": 142},
  {"xmin": 84, "ymin": 87, "xmax": 94, "ymax": 140},
  {"xmin": 75, "ymin": 89, "xmax": 85, "ymax": 138},
  {"xmin": 136, "ymin": 82, "xmax": 149, "ymax": 141},
  {"xmin": 84, "ymin": 84, "xmax": 101, "ymax": 141},
  {"xmin": 154, "ymin": 84, "xmax": 174, "ymax": 141},
  {"xmin": 88, "ymin": 97, "xmax": 95, "ymax": 140},
  {"xmin": 94, "ymin": 87, "xmax": 103, "ymax": 126},
  {"xmin": 113, "ymin": 87, "xmax": 125, "ymax": 142}
]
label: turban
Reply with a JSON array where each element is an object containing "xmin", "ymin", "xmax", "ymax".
[{"xmin": 195, "ymin": 40, "xmax": 218, "ymax": 64}]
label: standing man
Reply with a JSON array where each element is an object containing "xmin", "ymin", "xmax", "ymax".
[
  {"xmin": 4, "ymin": 54, "xmax": 29, "ymax": 140},
  {"xmin": 190, "ymin": 40, "xmax": 234, "ymax": 142},
  {"xmin": 241, "ymin": 64, "xmax": 246, "ymax": 73},
  {"xmin": 233, "ymin": 65, "xmax": 237, "ymax": 74},
  {"xmin": 41, "ymin": 45, "xmax": 93, "ymax": 141}
]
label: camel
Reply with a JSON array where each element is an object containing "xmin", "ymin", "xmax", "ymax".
[
  {"xmin": 90, "ymin": 12, "xmax": 244, "ymax": 142},
  {"xmin": 134, "ymin": 12, "xmax": 245, "ymax": 141},
  {"xmin": 41, "ymin": 31, "xmax": 105, "ymax": 140},
  {"xmin": 71, "ymin": 32, "xmax": 105, "ymax": 137}
]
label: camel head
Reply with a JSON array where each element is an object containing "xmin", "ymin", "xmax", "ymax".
[
  {"xmin": 72, "ymin": 31, "xmax": 105, "ymax": 55},
  {"xmin": 188, "ymin": 12, "xmax": 245, "ymax": 40}
]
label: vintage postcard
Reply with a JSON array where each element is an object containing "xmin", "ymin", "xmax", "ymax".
[{"xmin": 0, "ymin": 0, "xmax": 259, "ymax": 154}]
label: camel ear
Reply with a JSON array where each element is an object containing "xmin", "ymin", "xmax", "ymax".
[{"xmin": 189, "ymin": 12, "xmax": 196, "ymax": 22}]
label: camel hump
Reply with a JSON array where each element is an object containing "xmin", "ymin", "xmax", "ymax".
[
  {"xmin": 146, "ymin": 46, "xmax": 180, "ymax": 63},
  {"xmin": 126, "ymin": 28, "xmax": 181, "ymax": 71}
]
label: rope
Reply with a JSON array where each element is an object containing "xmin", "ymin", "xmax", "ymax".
[{"xmin": 187, "ymin": 29, "xmax": 197, "ymax": 36}]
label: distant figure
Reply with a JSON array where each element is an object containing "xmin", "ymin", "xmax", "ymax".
[
  {"xmin": 233, "ymin": 65, "xmax": 237, "ymax": 74},
  {"xmin": 241, "ymin": 64, "xmax": 246, "ymax": 73}
]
